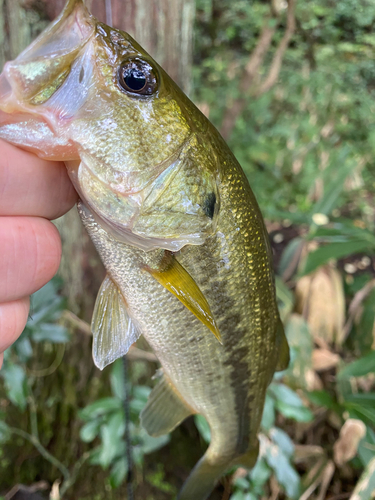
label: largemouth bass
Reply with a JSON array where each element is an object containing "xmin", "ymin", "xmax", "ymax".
[{"xmin": 0, "ymin": 0, "xmax": 289, "ymax": 498}]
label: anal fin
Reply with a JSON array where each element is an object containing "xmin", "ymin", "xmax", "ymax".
[
  {"xmin": 140, "ymin": 372, "xmax": 194, "ymax": 437},
  {"xmin": 92, "ymin": 274, "xmax": 141, "ymax": 370}
]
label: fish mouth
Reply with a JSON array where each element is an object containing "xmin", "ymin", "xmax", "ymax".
[{"xmin": 0, "ymin": 0, "xmax": 94, "ymax": 115}]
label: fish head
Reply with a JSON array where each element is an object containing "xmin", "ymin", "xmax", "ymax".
[{"xmin": 0, "ymin": 0, "xmax": 220, "ymax": 251}]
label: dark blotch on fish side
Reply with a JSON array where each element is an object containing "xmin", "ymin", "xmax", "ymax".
[
  {"xmin": 223, "ymin": 330, "xmax": 251, "ymax": 454},
  {"xmin": 203, "ymin": 192, "xmax": 216, "ymax": 219}
]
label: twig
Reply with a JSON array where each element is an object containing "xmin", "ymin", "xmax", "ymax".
[
  {"xmin": 219, "ymin": 0, "xmax": 297, "ymax": 140},
  {"xmin": 62, "ymin": 310, "xmax": 158, "ymax": 362},
  {"xmin": 7, "ymin": 426, "xmax": 70, "ymax": 481},
  {"xmin": 256, "ymin": 0, "xmax": 297, "ymax": 95},
  {"xmin": 220, "ymin": 17, "xmax": 277, "ymax": 139},
  {"xmin": 59, "ymin": 452, "xmax": 91, "ymax": 497},
  {"xmin": 27, "ymin": 344, "xmax": 66, "ymax": 378}
]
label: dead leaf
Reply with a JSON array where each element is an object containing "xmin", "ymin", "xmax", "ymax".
[
  {"xmin": 334, "ymin": 419, "xmax": 366, "ymax": 466},
  {"xmin": 295, "ymin": 265, "xmax": 345, "ymax": 345},
  {"xmin": 312, "ymin": 348, "xmax": 341, "ymax": 371},
  {"xmin": 50, "ymin": 480, "xmax": 61, "ymax": 500}
]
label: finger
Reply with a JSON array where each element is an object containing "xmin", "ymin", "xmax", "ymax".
[
  {"xmin": 0, "ymin": 140, "xmax": 78, "ymax": 219},
  {"xmin": 0, "ymin": 297, "xmax": 30, "ymax": 353},
  {"xmin": 0, "ymin": 353, "xmax": 3, "ymax": 369},
  {"xmin": 0, "ymin": 217, "xmax": 61, "ymax": 302}
]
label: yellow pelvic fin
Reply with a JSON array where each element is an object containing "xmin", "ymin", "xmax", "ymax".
[{"xmin": 147, "ymin": 257, "xmax": 222, "ymax": 343}]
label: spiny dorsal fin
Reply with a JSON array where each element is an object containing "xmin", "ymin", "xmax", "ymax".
[
  {"xmin": 92, "ymin": 274, "xmax": 141, "ymax": 370},
  {"xmin": 146, "ymin": 256, "xmax": 222, "ymax": 343},
  {"xmin": 140, "ymin": 371, "xmax": 194, "ymax": 437}
]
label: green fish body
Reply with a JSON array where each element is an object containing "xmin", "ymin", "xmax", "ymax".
[{"xmin": 0, "ymin": 1, "xmax": 289, "ymax": 498}]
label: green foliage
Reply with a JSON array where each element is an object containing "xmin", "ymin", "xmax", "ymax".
[
  {"xmin": 0, "ymin": 278, "xmax": 69, "ymax": 411},
  {"xmin": 79, "ymin": 359, "xmax": 170, "ymax": 488},
  {"xmin": 2, "ymin": 1, "xmax": 375, "ymax": 498}
]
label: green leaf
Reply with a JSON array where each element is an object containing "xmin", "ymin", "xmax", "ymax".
[
  {"xmin": 110, "ymin": 457, "xmax": 128, "ymax": 488},
  {"xmin": 32, "ymin": 323, "xmax": 70, "ymax": 343},
  {"xmin": 350, "ymin": 456, "xmax": 375, "ymax": 500},
  {"xmin": 249, "ymin": 458, "xmax": 271, "ymax": 487},
  {"xmin": 137, "ymin": 426, "xmax": 170, "ymax": 454},
  {"xmin": 311, "ymin": 153, "xmax": 352, "ymax": 216},
  {"xmin": 230, "ymin": 492, "xmax": 246, "ymax": 500},
  {"xmin": 306, "ymin": 390, "xmax": 337, "ymax": 410},
  {"xmin": 233, "ymin": 476, "xmax": 250, "ymax": 489},
  {"xmin": 264, "ymin": 440, "xmax": 300, "ymax": 498},
  {"xmin": 194, "ymin": 414, "xmax": 211, "ymax": 443},
  {"xmin": 98, "ymin": 412, "xmax": 125, "ymax": 468},
  {"xmin": 1, "ymin": 364, "xmax": 27, "ymax": 410},
  {"xmin": 130, "ymin": 386, "xmax": 151, "ymax": 414},
  {"xmin": 110, "ymin": 359, "xmax": 126, "ymax": 401},
  {"xmin": 261, "ymin": 394, "xmax": 275, "ymax": 431},
  {"xmin": 358, "ymin": 427, "xmax": 375, "ymax": 467},
  {"xmin": 0, "ymin": 421, "xmax": 10, "ymax": 443},
  {"xmin": 338, "ymin": 351, "xmax": 375, "ymax": 379},
  {"xmin": 270, "ymin": 427, "xmax": 295, "ymax": 458},
  {"xmin": 301, "ymin": 240, "xmax": 375, "ymax": 275},
  {"xmin": 269, "ymin": 383, "xmax": 305, "ymax": 407},
  {"xmin": 79, "ymin": 398, "xmax": 121, "ymax": 421},
  {"xmin": 80, "ymin": 420, "xmax": 101, "ymax": 443},
  {"xmin": 14, "ymin": 336, "xmax": 33, "ymax": 362},
  {"xmin": 276, "ymin": 401, "xmax": 314, "ymax": 422},
  {"xmin": 278, "ymin": 237, "xmax": 304, "ymax": 279}
]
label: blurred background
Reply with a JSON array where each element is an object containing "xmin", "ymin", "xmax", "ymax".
[{"xmin": 0, "ymin": 0, "xmax": 375, "ymax": 499}]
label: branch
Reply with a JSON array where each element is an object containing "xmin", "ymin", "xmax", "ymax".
[
  {"xmin": 62, "ymin": 310, "xmax": 158, "ymax": 362},
  {"xmin": 219, "ymin": 0, "xmax": 297, "ymax": 140},
  {"xmin": 7, "ymin": 427, "xmax": 70, "ymax": 481},
  {"xmin": 220, "ymin": 18, "xmax": 277, "ymax": 140},
  {"xmin": 256, "ymin": 0, "xmax": 297, "ymax": 96}
]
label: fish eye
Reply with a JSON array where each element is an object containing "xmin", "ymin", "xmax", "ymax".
[{"xmin": 118, "ymin": 59, "xmax": 158, "ymax": 96}]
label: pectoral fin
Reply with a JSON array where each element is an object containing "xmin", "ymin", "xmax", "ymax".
[
  {"xmin": 147, "ymin": 257, "xmax": 222, "ymax": 343},
  {"xmin": 140, "ymin": 371, "xmax": 194, "ymax": 437},
  {"xmin": 92, "ymin": 274, "xmax": 141, "ymax": 370},
  {"xmin": 275, "ymin": 319, "xmax": 290, "ymax": 372}
]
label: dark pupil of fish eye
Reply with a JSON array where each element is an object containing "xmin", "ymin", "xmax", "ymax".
[{"xmin": 124, "ymin": 68, "xmax": 146, "ymax": 91}]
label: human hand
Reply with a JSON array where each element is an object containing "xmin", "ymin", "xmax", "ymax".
[{"xmin": 0, "ymin": 140, "xmax": 78, "ymax": 368}]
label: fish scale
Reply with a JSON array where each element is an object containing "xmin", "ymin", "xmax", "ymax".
[{"xmin": 0, "ymin": 0, "xmax": 289, "ymax": 498}]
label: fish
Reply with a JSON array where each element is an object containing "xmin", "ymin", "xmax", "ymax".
[{"xmin": 0, "ymin": 0, "xmax": 290, "ymax": 498}]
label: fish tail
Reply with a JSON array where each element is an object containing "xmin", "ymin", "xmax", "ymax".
[
  {"xmin": 178, "ymin": 452, "xmax": 229, "ymax": 500},
  {"xmin": 178, "ymin": 441, "xmax": 260, "ymax": 500}
]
